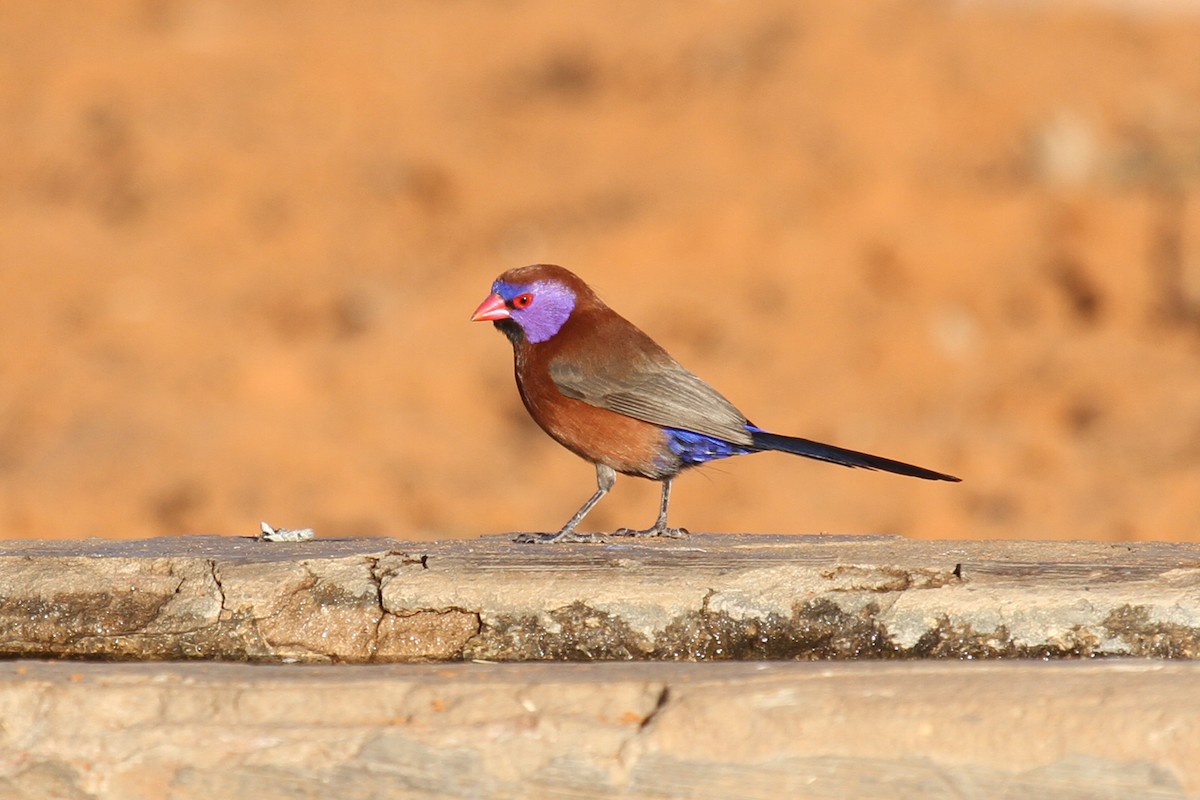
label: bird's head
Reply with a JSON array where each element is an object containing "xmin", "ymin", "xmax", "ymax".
[{"xmin": 470, "ymin": 264, "xmax": 591, "ymax": 344}]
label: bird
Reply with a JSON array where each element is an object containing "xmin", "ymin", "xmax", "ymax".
[{"xmin": 470, "ymin": 264, "xmax": 960, "ymax": 544}]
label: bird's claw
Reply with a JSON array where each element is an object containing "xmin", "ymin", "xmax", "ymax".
[
  {"xmin": 513, "ymin": 530, "xmax": 608, "ymax": 544},
  {"xmin": 611, "ymin": 525, "xmax": 689, "ymax": 539}
]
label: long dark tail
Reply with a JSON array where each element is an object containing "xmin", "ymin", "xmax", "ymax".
[{"xmin": 749, "ymin": 430, "xmax": 960, "ymax": 482}]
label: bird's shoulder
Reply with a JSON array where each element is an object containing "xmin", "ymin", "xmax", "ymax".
[
  {"xmin": 536, "ymin": 306, "xmax": 752, "ymax": 445},
  {"xmin": 537, "ymin": 304, "xmax": 674, "ymax": 384}
]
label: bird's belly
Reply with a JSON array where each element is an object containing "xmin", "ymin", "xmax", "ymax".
[{"xmin": 524, "ymin": 392, "xmax": 678, "ymax": 480}]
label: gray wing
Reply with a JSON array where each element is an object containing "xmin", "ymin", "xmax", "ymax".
[{"xmin": 548, "ymin": 344, "xmax": 753, "ymax": 446}]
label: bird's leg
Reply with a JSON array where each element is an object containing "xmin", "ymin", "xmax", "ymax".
[
  {"xmin": 514, "ymin": 464, "xmax": 615, "ymax": 544},
  {"xmin": 612, "ymin": 478, "xmax": 689, "ymax": 539}
]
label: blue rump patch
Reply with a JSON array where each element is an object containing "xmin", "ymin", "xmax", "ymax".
[{"xmin": 663, "ymin": 427, "xmax": 757, "ymax": 466}]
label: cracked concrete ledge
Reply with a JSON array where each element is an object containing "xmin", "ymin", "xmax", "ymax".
[
  {"xmin": 1, "ymin": 534, "xmax": 1199, "ymax": 663},
  {"xmin": 0, "ymin": 659, "xmax": 1197, "ymax": 799}
]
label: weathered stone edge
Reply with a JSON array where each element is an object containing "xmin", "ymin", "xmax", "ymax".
[{"xmin": 0, "ymin": 534, "xmax": 1197, "ymax": 662}]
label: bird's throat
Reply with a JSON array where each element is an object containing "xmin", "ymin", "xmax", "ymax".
[{"xmin": 494, "ymin": 318, "xmax": 524, "ymax": 345}]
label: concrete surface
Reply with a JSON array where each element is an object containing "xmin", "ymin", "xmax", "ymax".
[
  {"xmin": 0, "ymin": 534, "xmax": 1198, "ymax": 663},
  {"xmin": 0, "ymin": 659, "xmax": 1197, "ymax": 799}
]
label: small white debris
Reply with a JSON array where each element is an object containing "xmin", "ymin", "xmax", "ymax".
[{"xmin": 258, "ymin": 521, "xmax": 316, "ymax": 543}]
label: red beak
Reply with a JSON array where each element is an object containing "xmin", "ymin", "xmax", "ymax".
[{"xmin": 470, "ymin": 292, "xmax": 510, "ymax": 322}]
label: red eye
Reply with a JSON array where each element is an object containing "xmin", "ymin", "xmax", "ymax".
[{"xmin": 512, "ymin": 293, "xmax": 534, "ymax": 309}]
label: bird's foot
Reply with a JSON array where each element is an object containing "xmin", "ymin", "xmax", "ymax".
[
  {"xmin": 513, "ymin": 530, "xmax": 608, "ymax": 544},
  {"xmin": 611, "ymin": 525, "xmax": 689, "ymax": 539}
]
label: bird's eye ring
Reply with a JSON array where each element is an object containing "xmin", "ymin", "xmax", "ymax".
[{"xmin": 512, "ymin": 293, "xmax": 534, "ymax": 309}]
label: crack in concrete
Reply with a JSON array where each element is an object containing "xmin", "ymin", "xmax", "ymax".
[
  {"xmin": 365, "ymin": 553, "xmax": 479, "ymax": 661},
  {"xmin": 615, "ymin": 680, "xmax": 674, "ymax": 771},
  {"xmin": 208, "ymin": 559, "xmax": 226, "ymax": 614},
  {"xmin": 452, "ymin": 610, "xmax": 488, "ymax": 659},
  {"xmin": 638, "ymin": 684, "xmax": 670, "ymax": 732},
  {"xmin": 294, "ymin": 565, "xmax": 321, "ymax": 595},
  {"xmin": 365, "ymin": 555, "xmax": 387, "ymax": 661},
  {"xmin": 869, "ymin": 588, "xmax": 904, "ymax": 618}
]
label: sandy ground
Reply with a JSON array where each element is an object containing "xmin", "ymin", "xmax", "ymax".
[{"xmin": 1, "ymin": 1, "xmax": 1199, "ymax": 542}]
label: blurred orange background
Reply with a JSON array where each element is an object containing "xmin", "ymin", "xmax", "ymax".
[{"xmin": 2, "ymin": 2, "xmax": 1199, "ymax": 542}]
